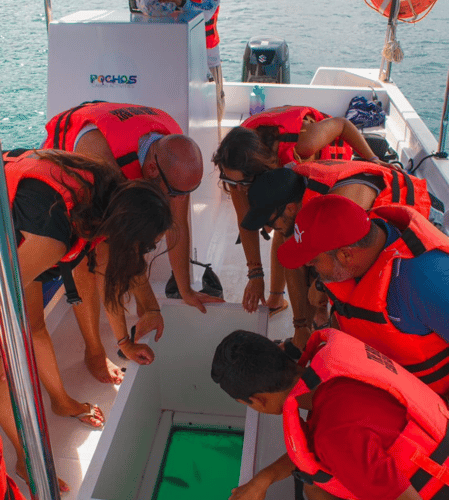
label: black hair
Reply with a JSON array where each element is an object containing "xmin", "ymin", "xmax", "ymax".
[{"xmin": 211, "ymin": 330, "xmax": 298, "ymax": 403}]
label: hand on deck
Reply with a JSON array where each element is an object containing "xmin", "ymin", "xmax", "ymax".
[
  {"xmin": 134, "ymin": 311, "xmax": 164, "ymax": 342},
  {"xmin": 120, "ymin": 341, "xmax": 155, "ymax": 365},
  {"xmin": 243, "ymin": 277, "xmax": 266, "ymax": 313},
  {"xmin": 181, "ymin": 289, "xmax": 225, "ymax": 314},
  {"xmin": 228, "ymin": 476, "xmax": 270, "ymax": 500}
]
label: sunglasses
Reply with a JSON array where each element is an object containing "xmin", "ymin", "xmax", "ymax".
[
  {"xmin": 155, "ymin": 154, "xmax": 199, "ymax": 197},
  {"xmin": 266, "ymin": 205, "xmax": 286, "ymax": 229},
  {"xmin": 219, "ymin": 172, "xmax": 255, "ymax": 187}
]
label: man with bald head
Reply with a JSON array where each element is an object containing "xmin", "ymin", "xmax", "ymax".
[{"xmin": 43, "ymin": 102, "xmax": 222, "ymax": 384}]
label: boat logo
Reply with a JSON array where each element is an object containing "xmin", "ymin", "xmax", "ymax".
[
  {"xmin": 258, "ymin": 54, "xmax": 267, "ymax": 63},
  {"xmin": 90, "ymin": 74, "xmax": 137, "ymax": 87}
]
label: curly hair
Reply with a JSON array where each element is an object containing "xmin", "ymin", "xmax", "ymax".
[{"xmin": 36, "ymin": 150, "xmax": 172, "ymax": 311}]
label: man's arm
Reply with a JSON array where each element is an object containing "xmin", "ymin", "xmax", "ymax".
[
  {"xmin": 74, "ymin": 129, "xmax": 120, "ymax": 169},
  {"xmin": 166, "ymin": 194, "xmax": 224, "ymax": 314},
  {"xmin": 229, "ymin": 453, "xmax": 295, "ymax": 500}
]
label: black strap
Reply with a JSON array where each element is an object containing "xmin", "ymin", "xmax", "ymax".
[
  {"xmin": 410, "ymin": 420, "xmax": 449, "ymax": 497},
  {"xmin": 279, "ymin": 133, "xmax": 299, "ymax": 143},
  {"xmin": 401, "ymin": 227, "xmax": 427, "ymax": 257},
  {"xmin": 301, "ymin": 366, "xmax": 322, "ymax": 390},
  {"xmin": 323, "ymin": 284, "xmax": 388, "ymax": 324},
  {"xmin": 57, "ymin": 243, "xmax": 91, "ymax": 305},
  {"xmin": 403, "ymin": 171, "xmax": 415, "ymax": 206},
  {"xmin": 391, "ymin": 170, "xmax": 400, "ymax": 203},
  {"xmin": 307, "ymin": 179, "xmax": 331, "ymax": 195},
  {"xmin": 116, "ymin": 151, "xmax": 139, "ymax": 168},
  {"xmin": 292, "ymin": 468, "xmax": 333, "ymax": 486}
]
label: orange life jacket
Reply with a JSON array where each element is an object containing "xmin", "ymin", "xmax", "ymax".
[
  {"xmin": 290, "ymin": 159, "xmax": 432, "ymax": 218},
  {"xmin": 283, "ymin": 328, "xmax": 449, "ymax": 499},
  {"xmin": 43, "ymin": 102, "xmax": 183, "ymax": 179},
  {"xmin": 4, "ymin": 150, "xmax": 99, "ymax": 264},
  {"xmin": 205, "ymin": 6, "xmax": 220, "ymax": 49},
  {"xmin": 322, "ymin": 205, "xmax": 449, "ymax": 396},
  {"xmin": 241, "ymin": 106, "xmax": 353, "ymax": 166}
]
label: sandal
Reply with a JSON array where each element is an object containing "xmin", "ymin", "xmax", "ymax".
[
  {"xmin": 71, "ymin": 403, "xmax": 105, "ymax": 430},
  {"xmin": 269, "ymin": 299, "xmax": 289, "ymax": 318}
]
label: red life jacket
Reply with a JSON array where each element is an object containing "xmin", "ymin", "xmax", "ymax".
[
  {"xmin": 4, "ymin": 150, "xmax": 104, "ymax": 265},
  {"xmin": 283, "ymin": 328, "xmax": 449, "ymax": 500},
  {"xmin": 205, "ymin": 6, "xmax": 220, "ymax": 49},
  {"xmin": 43, "ymin": 102, "xmax": 183, "ymax": 179},
  {"xmin": 322, "ymin": 205, "xmax": 449, "ymax": 396},
  {"xmin": 241, "ymin": 106, "xmax": 353, "ymax": 166},
  {"xmin": 0, "ymin": 438, "xmax": 27, "ymax": 500},
  {"xmin": 290, "ymin": 159, "xmax": 432, "ymax": 218}
]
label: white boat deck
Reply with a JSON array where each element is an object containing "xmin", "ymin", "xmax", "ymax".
[{"xmin": 2, "ymin": 195, "xmax": 292, "ymax": 500}]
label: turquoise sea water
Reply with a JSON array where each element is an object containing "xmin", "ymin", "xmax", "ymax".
[{"xmin": 1, "ymin": 0, "xmax": 448, "ymax": 149}]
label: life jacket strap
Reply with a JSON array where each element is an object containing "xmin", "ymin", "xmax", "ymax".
[{"xmin": 292, "ymin": 467, "xmax": 333, "ymax": 486}]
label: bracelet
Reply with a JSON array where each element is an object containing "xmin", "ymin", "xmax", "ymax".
[
  {"xmin": 247, "ymin": 266, "xmax": 263, "ymax": 276},
  {"xmin": 248, "ymin": 273, "xmax": 264, "ymax": 280},
  {"xmin": 270, "ymin": 291, "xmax": 285, "ymax": 295},
  {"xmin": 293, "ymin": 317, "xmax": 308, "ymax": 328},
  {"xmin": 368, "ymin": 155, "xmax": 379, "ymax": 162},
  {"xmin": 117, "ymin": 334, "xmax": 130, "ymax": 347}
]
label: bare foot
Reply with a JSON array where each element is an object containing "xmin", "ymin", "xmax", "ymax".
[
  {"xmin": 85, "ymin": 353, "xmax": 124, "ymax": 384},
  {"xmin": 16, "ymin": 460, "xmax": 70, "ymax": 494}
]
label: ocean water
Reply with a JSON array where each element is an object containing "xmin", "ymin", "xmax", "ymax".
[{"xmin": 1, "ymin": 0, "xmax": 448, "ymax": 150}]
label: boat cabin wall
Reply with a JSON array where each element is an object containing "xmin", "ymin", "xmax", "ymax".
[{"xmin": 47, "ymin": 10, "xmax": 221, "ymax": 284}]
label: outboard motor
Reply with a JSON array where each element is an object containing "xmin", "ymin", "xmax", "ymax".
[{"xmin": 242, "ymin": 36, "xmax": 290, "ymax": 84}]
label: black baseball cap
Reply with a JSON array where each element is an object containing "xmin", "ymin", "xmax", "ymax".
[{"xmin": 241, "ymin": 168, "xmax": 306, "ymax": 231}]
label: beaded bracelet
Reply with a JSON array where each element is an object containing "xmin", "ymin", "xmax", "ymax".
[
  {"xmin": 292, "ymin": 317, "xmax": 308, "ymax": 328},
  {"xmin": 247, "ymin": 266, "xmax": 263, "ymax": 277},
  {"xmin": 248, "ymin": 272, "xmax": 264, "ymax": 280},
  {"xmin": 247, "ymin": 261, "xmax": 263, "ymax": 268}
]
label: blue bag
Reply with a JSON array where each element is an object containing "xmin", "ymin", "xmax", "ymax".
[{"xmin": 345, "ymin": 95, "xmax": 386, "ymax": 129}]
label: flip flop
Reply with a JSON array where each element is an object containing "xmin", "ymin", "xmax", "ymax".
[
  {"xmin": 71, "ymin": 403, "xmax": 105, "ymax": 430},
  {"xmin": 269, "ymin": 299, "xmax": 289, "ymax": 318}
]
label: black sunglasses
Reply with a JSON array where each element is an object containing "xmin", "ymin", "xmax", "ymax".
[
  {"xmin": 155, "ymin": 154, "xmax": 199, "ymax": 197},
  {"xmin": 219, "ymin": 171, "xmax": 255, "ymax": 187},
  {"xmin": 266, "ymin": 205, "xmax": 287, "ymax": 229}
]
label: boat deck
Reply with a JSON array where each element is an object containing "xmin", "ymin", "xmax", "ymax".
[{"xmin": 2, "ymin": 195, "xmax": 292, "ymax": 500}]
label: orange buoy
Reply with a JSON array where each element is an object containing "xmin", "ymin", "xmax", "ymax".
[{"xmin": 365, "ymin": 0, "xmax": 438, "ymax": 22}]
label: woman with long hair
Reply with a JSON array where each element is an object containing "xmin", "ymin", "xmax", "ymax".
[{"xmin": 0, "ymin": 149, "xmax": 172, "ymax": 491}]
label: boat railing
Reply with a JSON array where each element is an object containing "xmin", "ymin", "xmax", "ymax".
[
  {"xmin": 437, "ymin": 68, "xmax": 449, "ymax": 157},
  {"xmin": 0, "ymin": 143, "xmax": 61, "ymax": 499}
]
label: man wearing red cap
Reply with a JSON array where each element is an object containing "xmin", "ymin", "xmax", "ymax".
[{"xmin": 277, "ymin": 194, "xmax": 449, "ymax": 397}]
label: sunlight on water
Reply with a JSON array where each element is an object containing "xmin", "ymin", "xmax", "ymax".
[{"xmin": 1, "ymin": 0, "xmax": 448, "ymax": 149}]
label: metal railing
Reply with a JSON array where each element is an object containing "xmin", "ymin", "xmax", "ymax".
[
  {"xmin": 437, "ymin": 68, "xmax": 449, "ymax": 157},
  {"xmin": 0, "ymin": 144, "xmax": 60, "ymax": 499}
]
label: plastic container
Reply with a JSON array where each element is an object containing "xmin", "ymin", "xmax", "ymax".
[{"xmin": 249, "ymin": 85, "xmax": 265, "ymax": 115}]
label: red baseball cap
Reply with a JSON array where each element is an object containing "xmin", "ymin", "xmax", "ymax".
[{"xmin": 277, "ymin": 194, "xmax": 371, "ymax": 269}]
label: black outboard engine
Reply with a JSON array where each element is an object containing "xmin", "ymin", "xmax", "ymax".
[{"xmin": 242, "ymin": 36, "xmax": 290, "ymax": 84}]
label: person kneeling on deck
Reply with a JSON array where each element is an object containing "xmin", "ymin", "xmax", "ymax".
[
  {"xmin": 275, "ymin": 194, "xmax": 449, "ymax": 398},
  {"xmin": 212, "ymin": 328, "xmax": 449, "ymax": 500},
  {"xmin": 42, "ymin": 101, "xmax": 224, "ymax": 385},
  {"xmin": 240, "ymin": 160, "xmax": 446, "ymax": 349},
  {"xmin": 212, "ymin": 105, "xmax": 395, "ymax": 323}
]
